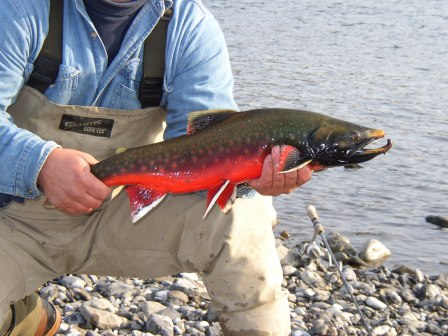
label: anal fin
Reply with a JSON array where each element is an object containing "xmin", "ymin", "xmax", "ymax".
[
  {"xmin": 204, "ymin": 180, "xmax": 236, "ymax": 219},
  {"xmin": 126, "ymin": 186, "xmax": 166, "ymax": 223}
]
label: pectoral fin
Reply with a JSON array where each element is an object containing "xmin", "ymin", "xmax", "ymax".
[
  {"xmin": 204, "ymin": 180, "xmax": 237, "ymax": 219},
  {"xmin": 277, "ymin": 145, "xmax": 312, "ymax": 173},
  {"xmin": 125, "ymin": 186, "xmax": 166, "ymax": 223}
]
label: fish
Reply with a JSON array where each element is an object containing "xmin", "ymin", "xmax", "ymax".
[{"xmin": 91, "ymin": 108, "xmax": 392, "ymax": 222}]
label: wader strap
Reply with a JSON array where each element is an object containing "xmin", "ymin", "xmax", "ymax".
[
  {"xmin": 140, "ymin": 9, "xmax": 172, "ymax": 108},
  {"xmin": 27, "ymin": 0, "xmax": 171, "ymax": 108},
  {"xmin": 27, "ymin": 0, "xmax": 62, "ymax": 94}
]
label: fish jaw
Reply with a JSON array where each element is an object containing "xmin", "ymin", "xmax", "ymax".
[{"xmin": 347, "ymin": 138, "xmax": 392, "ymax": 163}]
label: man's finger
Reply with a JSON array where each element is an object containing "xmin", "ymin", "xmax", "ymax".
[{"xmin": 84, "ymin": 173, "xmax": 111, "ymax": 201}]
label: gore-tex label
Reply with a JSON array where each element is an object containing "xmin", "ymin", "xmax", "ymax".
[{"xmin": 59, "ymin": 114, "xmax": 114, "ymax": 138}]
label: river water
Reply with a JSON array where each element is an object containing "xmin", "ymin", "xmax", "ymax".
[{"xmin": 205, "ymin": 0, "xmax": 448, "ymax": 274}]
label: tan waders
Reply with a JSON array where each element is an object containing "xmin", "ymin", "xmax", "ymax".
[{"xmin": 0, "ymin": 87, "xmax": 290, "ymax": 335}]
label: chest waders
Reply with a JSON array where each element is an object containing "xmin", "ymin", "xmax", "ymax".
[{"xmin": 1, "ymin": 1, "xmax": 291, "ymax": 334}]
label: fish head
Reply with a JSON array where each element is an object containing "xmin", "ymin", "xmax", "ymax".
[{"xmin": 308, "ymin": 119, "xmax": 392, "ymax": 167}]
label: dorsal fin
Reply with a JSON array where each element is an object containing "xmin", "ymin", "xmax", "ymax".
[{"xmin": 187, "ymin": 109, "xmax": 237, "ymax": 135}]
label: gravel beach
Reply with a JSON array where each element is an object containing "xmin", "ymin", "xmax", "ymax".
[{"xmin": 41, "ymin": 232, "xmax": 448, "ymax": 336}]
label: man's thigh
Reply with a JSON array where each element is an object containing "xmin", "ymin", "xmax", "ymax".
[
  {"xmin": 74, "ymin": 191, "xmax": 231, "ymax": 278},
  {"xmin": 75, "ymin": 191, "xmax": 277, "ymax": 281}
]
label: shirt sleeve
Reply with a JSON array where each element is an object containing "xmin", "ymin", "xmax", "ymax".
[
  {"xmin": 0, "ymin": 0, "xmax": 59, "ymax": 199},
  {"xmin": 162, "ymin": 2, "xmax": 238, "ymax": 140}
]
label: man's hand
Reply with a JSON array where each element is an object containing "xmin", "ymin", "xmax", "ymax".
[
  {"xmin": 247, "ymin": 146, "xmax": 312, "ymax": 196},
  {"xmin": 37, "ymin": 148, "xmax": 111, "ymax": 215}
]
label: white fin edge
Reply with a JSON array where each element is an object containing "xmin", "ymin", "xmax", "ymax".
[
  {"xmin": 277, "ymin": 160, "xmax": 312, "ymax": 174},
  {"xmin": 203, "ymin": 180, "xmax": 230, "ymax": 220},
  {"xmin": 132, "ymin": 194, "xmax": 167, "ymax": 223}
]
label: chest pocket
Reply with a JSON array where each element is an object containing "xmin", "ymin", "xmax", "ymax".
[
  {"xmin": 42, "ymin": 64, "xmax": 80, "ymax": 105},
  {"xmin": 109, "ymin": 58, "xmax": 142, "ymax": 110}
]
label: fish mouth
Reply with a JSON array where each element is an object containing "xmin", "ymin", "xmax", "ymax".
[{"xmin": 346, "ymin": 135, "xmax": 392, "ymax": 163}]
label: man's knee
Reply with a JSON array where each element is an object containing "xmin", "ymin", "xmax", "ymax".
[{"xmin": 196, "ymin": 196, "xmax": 289, "ymax": 334}]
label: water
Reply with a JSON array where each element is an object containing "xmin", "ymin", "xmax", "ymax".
[{"xmin": 205, "ymin": 0, "xmax": 448, "ymax": 274}]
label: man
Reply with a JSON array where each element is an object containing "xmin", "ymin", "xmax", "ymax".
[{"xmin": 0, "ymin": 0, "xmax": 311, "ymax": 335}]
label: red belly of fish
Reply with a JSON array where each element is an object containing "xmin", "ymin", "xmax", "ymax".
[{"xmin": 102, "ymin": 155, "xmax": 264, "ymax": 193}]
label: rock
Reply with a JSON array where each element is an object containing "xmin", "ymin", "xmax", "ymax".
[
  {"xmin": 372, "ymin": 325, "xmax": 391, "ymax": 335},
  {"xmin": 312, "ymin": 290, "xmax": 330, "ymax": 302},
  {"xmin": 277, "ymin": 243, "xmax": 299, "ymax": 266},
  {"xmin": 88, "ymin": 297, "xmax": 116, "ymax": 313},
  {"xmin": 63, "ymin": 312, "xmax": 87, "ymax": 326},
  {"xmin": 195, "ymin": 320, "xmax": 210, "ymax": 331},
  {"xmin": 301, "ymin": 288, "xmax": 316, "ymax": 298},
  {"xmin": 79, "ymin": 305, "xmax": 127, "ymax": 329},
  {"xmin": 300, "ymin": 271, "xmax": 325, "ymax": 288},
  {"xmin": 145, "ymin": 314, "xmax": 174, "ymax": 336},
  {"xmin": 282, "ymin": 265, "xmax": 297, "ymax": 276},
  {"xmin": 160, "ymin": 307, "xmax": 182, "ymax": 320},
  {"xmin": 366, "ymin": 296, "xmax": 387, "ymax": 310},
  {"xmin": 72, "ymin": 288, "xmax": 92, "ymax": 301},
  {"xmin": 341, "ymin": 266, "xmax": 357, "ymax": 281},
  {"xmin": 392, "ymin": 265, "xmax": 424, "ymax": 282},
  {"xmin": 334, "ymin": 252, "xmax": 350, "ymax": 263},
  {"xmin": 39, "ymin": 286, "xmax": 59, "ymax": 301},
  {"xmin": 44, "ymin": 235, "xmax": 448, "ymax": 336},
  {"xmin": 154, "ymin": 289, "xmax": 169, "ymax": 301},
  {"xmin": 359, "ymin": 239, "xmax": 391, "ymax": 263},
  {"xmin": 65, "ymin": 325, "xmax": 86, "ymax": 336},
  {"xmin": 425, "ymin": 215, "xmax": 448, "ymax": 228},
  {"xmin": 387, "ymin": 291, "xmax": 402, "ymax": 305},
  {"xmin": 280, "ymin": 230, "xmax": 290, "ymax": 239},
  {"xmin": 180, "ymin": 272, "xmax": 199, "ymax": 282},
  {"xmin": 60, "ymin": 276, "xmax": 86, "ymax": 289},
  {"xmin": 401, "ymin": 311, "xmax": 426, "ymax": 331},
  {"xmin": 139, "ymin": 300, "xmax": 166, "ymax": 316},
  {"xmin": 311, "ymin": 318, "xmax": 329, "ymax": 335},
  {"xmin": 167, "ymin": 290, "xmax": 189, "ymax": 304},
  {"xmin": 350, "ymin": 281, "xmax": 376, "ymax": 295},
  {"xmin": 435, "ymin": 273, "xmax": 448, "ymax": 289},
  {"xmin": 326, "ymin": 232, "xmax": 358, "ymax": 255},
  {"xmin": 291, "ymin": 331, "xmax": 311, "ymax": 336},
  {"xmin": 347, "ymin": 255, "xmax": 369, "ymax": 267},
  {"xmin": 170, "ymin": 278, "xmax": 199, "ymax": 297},
  {"xmin": 421, "ymin": 284, "xmax": 441, "ymax": 299},
  {"xmin": 205, "ymin": 323, "xmax": 222, "ymax": 336},
  {"xmin": 85, "ymin": 331, "xmax": 100, "ymax": 336},
  {"xmin": 400, "ymin": 289, "xmax": 417, "ymax": 303},
  {"xmin": 95, "ymin": 281, "xmax": 134, "ymax": 298}
]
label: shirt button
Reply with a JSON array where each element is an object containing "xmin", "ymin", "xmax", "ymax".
[{"xmin": 90, "ymin": 31, "xmax": 98, "ymax": 39}]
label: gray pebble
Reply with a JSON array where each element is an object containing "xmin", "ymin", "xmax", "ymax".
[
  {"xmin": 47, "ymin": 236, "xmax": 447, "ymax": 336},
  {"xmin": 366, "ymin": 296, "xmax": 387, "ymax": 310},
  {"xmin": 61, "ymin": 276, "xmax": 86, "ymax": 290},
  {"xmin": 146, "ymin": 314, "xmax": 174, "ymax": 336},
  {"xmin": 79, "ymin": 305, "xmax": 127, "ymax": 329}
]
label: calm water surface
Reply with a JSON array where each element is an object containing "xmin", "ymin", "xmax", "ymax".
[{"xmin": 205, "ymin": 0, "xmax": 448, "ymax": 274}]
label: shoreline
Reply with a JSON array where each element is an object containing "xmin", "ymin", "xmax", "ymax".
[{"xmin": 43, "ymin": 235, "xmax": 447, "ymax": 336}]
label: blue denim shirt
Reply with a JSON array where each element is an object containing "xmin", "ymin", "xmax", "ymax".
[{"xmin": 0, "ymin": 0, "xmax": 237, "ymax": 200}]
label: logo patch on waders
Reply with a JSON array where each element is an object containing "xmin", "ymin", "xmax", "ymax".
[{"xmin": 59, "ymin": 114, "xmax": 114, "ymax": 138}]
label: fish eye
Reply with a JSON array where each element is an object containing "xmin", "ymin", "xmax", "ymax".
[{"xmin": 351, "ymin": 131, "xmax": 361, "ymax": 141}]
